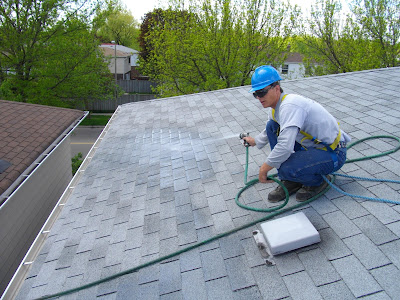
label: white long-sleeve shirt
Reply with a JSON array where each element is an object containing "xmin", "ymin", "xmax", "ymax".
[{"xmin": 254, "ymin": 93, "xmax": 351, "ymax": 169}]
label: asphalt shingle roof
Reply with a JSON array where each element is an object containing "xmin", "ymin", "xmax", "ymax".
[
  {"xmin": 0, "ymin": 101, "xmax": 84, "ymax": 198},
  {"xmin": 14, "ymin": 67, "xmax": 400, "ymax": 299}
]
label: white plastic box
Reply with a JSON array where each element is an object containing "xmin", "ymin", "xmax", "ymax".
[{"xmin": 260, "ymin": 212, "xmax": 320, "ymax": 255}]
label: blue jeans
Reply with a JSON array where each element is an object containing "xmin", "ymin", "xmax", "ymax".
[{"xmin": 266, "ymin": 120, "xmax": 346, "ymax": 186}]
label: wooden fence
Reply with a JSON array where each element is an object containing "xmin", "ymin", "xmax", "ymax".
[
  {"xmin": 86, "ymin": 94, "xmax": 157, "ymax": 111},
  {"xmin": 85, "ymin": 80, "xmax": 158, "ymax": 111},
  {"xmin": 117, "ymin": 80, "xmax": 156, "ymax": 94}
]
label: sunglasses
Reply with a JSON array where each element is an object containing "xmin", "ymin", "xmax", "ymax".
[{"xmin": 253, "ymin": 85, "xmax": 274, "ymax": 99}]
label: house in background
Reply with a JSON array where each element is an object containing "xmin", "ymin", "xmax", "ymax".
[
  {"xmin": 0, "ymin": 100, "xmax": 86, "ymax": 295},
  {"xmin": 99, "ymin": 43, "xmax": 147, "ymax": 80},
  {"xmin": 99, "ymin": 45, "xmax": 132, "ymax": 80},
  {"xmin": 278, "ymin": 52, "xmax": 306, "ymax": 80}
]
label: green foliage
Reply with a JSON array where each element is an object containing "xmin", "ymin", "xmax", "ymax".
[
  {"xmin": 295, "ymin": 0, "xmax": 400, "ymax": 76},
  {"xmin": 139, "ymin": 0, "xmax": 301, "ymax": 97},
  {"xmin": 71, "ymin": 152, "xmax": 83, "ymax": 175},
  {"xmin": 96, "ymin": 0, "xmax": 140, "ymax": 49},
  {"xmin": 0, "ymin": 0, "xmax": 115, "ymax": 108},
  {"xmin": 296, "ymin": 0, "xmax": 354, "ymax": 75},
  {"xmin": 351, "ymin": 0, "xmax": 400, "ymax": 67}
]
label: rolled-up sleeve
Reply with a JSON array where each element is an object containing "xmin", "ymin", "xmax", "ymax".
[{"xmin": 266, "ymin": 126, "xmax": 299, "ymax": 169}]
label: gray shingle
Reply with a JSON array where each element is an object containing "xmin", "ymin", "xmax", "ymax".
[
  {"xmin": 207, "ymin": 193, "xmax": 228, "ymax": 214},
  {"xmin": 298, "ymin": 248, "xmax": 341, "ymax": 286},
  {"xmin": 323, "ymin": 210, "xmax": 361, "ymax": 239},
  {"xmin": 218, "ymin": 233, "xmax": 245, "ymax": 259},
  {"xmin": 331, "ymin": 255, "xmax": 382, "ymax": 298},
  {"xmin": 144, "ymin": 197, "xmax": 160, "ymax": 215},
  {"xmin": 143, "ymin": 213, "xmax": 160, "ymax": 234},
  {"xmin": 121, "ymin": 247, "xmax": 141, "ymax": 270},
  {"xmin": 196, "ymin": 225, "xmax": 220, "ymax": 252},
  {"xmin": 342, "ymin": 233, "xmax": 391, "ymax": 270},
  {"xmin": 159, "ymin": 260, "xmax": 181, "ymax": 295},
  {"xmin": 283, "ymin": 271, "xmax": 323, "ymax": 300},
  {"xmin": 128, "ymin": 208, "xmax": 145, "ymax": 230},
  {"xmin": 177, "ymin": 221, "xmax": 197, "ymax": 246},
  {"xmin": 317, "ymin": 280, "xmax": 356, "ymax": 300},
  {"xmin": 110, "ymin": 222, "xmax": 128, "ymax": 245},
  {"xmin": 379, "ymin": 240, "xmax": 400, "ymax": 270},
  {"xmin": 361, "ymin": 200, "xmax": 400, "ymax": 224},
  {"xmin": 137, "ymin": 281, "xmax": 159, "ymax": 300},
  {"xmin": 181, "ymin": 268, "xmax": 207, "ymax": 300},
  {"xmin": 141, "ymin": 232, "xmax": 160, "ymax": 257},
  {"xmin": 232, "ymin": 286, "xmax": 262, "ymax": 300},
  {"xmin": 241, "ymin": 237, "xmax": 265, "ymax": 268},
  {"xmin": 193, "ymin": 207, "xmax": 214, "ymax": 229},
  {"xmin": 386, "ymin": 220, "xmax": 400, "ymax": 238},
  {"xmin": 225, "ymin": 255, "xmax": 256, "ymax": 291},
  {"xmin": 200, "ymin": 248, "xmax": 227, "ymax": 281},
  {"xmin": 319, "ymin": 228, "xmax": 352, "ymax": 260},
  {"xmin": 160, "ymin": 237, "xmax": 180, "ymax": 262},
  {"xmin": 89, "ymin": 236, "xmax": 110, "ymax": 261},
  {"xmin": 205, "ymin": 277, "xmax": 234, "ymax": 300},
  {"xmin": 274, "ymin": 252, "xmax": 305, "ymax": 276},
  {"xmin": 310, "ymin": 196, "xmax": 339, "ymax": 214},
  {"xmin": 115, "ymin": 273, "xmax": 139, "ymax": 300},
  {"xmin": 159, "ymin": 217, "xmax": 178, "ymax": 240},
  {"xmin": 331, "ymin": 195, "xmax": 369, "ymax": 219},
  {"xmin": 137, "ymin": 260, "xmax": 159, "ymax": 285},
  {"xmin": 124, "ymin": 226, "xmax": 143, "ymax": 251},
  {"xmin": 176, "ymin": 203, "xmax": 194, "ymax": 224},
  {"xmin": 174, "ymin": 189, "xmax": 192, "ymax": 206},
  {"xmin": 251, "ymin": 264, "xmax": 289, "ymax": 299},
  {"xmin": 352, "ymin": 215, "xmax": 398, "ymax": 245},
  {"xmin": 370, "ymin": 264, "xmax": 400, "ymax": 299},
  {"xmin": 180, "ymin": 248, "xmax": 202, "ymax": 273}
]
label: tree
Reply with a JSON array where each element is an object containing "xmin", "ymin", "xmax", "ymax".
[
  {"xmin": 296, "ymin": 0, "xmax": 399, "ymax": 77},
  {"xmin": 296, "ymin": 0, "xmax": 357, "ymax": 75},
  {"xmin": 0, "ymin": 0, "xmax": 115, "ymax": 108},
  {"xmin": 351, "ymin": 0, "xmax": 400, "ymax": 67},
  {"xmin": 139, "ymin": 0, "xmax": 300, "ymax": 97},
  {"xmin": 96, "ymin": 0, "xmax": 140, "ymax": 49}
]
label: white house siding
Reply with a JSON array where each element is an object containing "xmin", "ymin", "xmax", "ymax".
[
  {"xmin": 279, "ymin": 63, "xmax": 305, "ymax": 80},
  {"xmin": 0, "ymin": 137, "xmax": 73, "ymax": 294}
]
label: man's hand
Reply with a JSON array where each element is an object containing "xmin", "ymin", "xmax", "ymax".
[
  {"xmin": 243, "ymin": 136, "xmax": 256, "ymax": 147},
  {"xmin": 259, "ymin": 163, "xmax": 274, "ymax": 183}
]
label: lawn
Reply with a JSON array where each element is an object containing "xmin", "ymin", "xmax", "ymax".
[{"xmin": 79, "ymin": 114, "xmax": 111, "ymax": 126}]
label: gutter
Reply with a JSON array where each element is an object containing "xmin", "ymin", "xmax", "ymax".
[
  {"xmin": 0, "ymin": 109, "xmax": 119, "ymax": 300},
  {"xmin": 0, "ymin": 111, "xmax": 89, "ymax": 207}
]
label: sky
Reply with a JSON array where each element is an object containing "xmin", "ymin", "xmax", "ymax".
[{"xmin": 123, "ymin": 0, "xmax": 350, "ymax": 23}]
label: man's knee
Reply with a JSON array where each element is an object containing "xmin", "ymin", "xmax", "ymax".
[{"xmin": 278, "ymin": 163, "xmax": 297, "ymax": 180}]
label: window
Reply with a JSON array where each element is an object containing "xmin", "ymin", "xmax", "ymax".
[{"xmin": 282, "ymin": 64, "xmax": 289, "ymax": 74}]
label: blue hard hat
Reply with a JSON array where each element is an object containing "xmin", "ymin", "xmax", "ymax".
[{"xmin": 249, "ymin": 65, "xmax": 282, "ymax": 92}]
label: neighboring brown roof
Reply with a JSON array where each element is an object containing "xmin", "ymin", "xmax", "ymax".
[
  {"xmin": 0, "ymin": 100, "xmax": 84, "ymax": 197},
  {"xmin": 285, "ymin": 52, "xmax": 304, "ymax": 63},
  {"xmin": 99, "ymin": 47, "xmax": 132, "ymax": 58}
]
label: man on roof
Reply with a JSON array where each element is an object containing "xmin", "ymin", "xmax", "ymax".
[{"xmin": 242, "ymin": 65, "xmax": 351, "ymax": 202}]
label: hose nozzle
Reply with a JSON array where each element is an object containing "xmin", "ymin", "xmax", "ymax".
[
  {"xmin": 239, "ymin": 132, "xmax": 249, "ymax": 140},
  {"xmin": 239, "ymin": 132, "xmax": 250, "ymax": 147}
]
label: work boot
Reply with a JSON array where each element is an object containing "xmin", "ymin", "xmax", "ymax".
[
  {"xmin": 296, "ymin": 176, "xmax": 331, "ymax": 202},
  {"xmin": 268, "ymin": 180, "xmax": 303, "ymax": 203}
]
